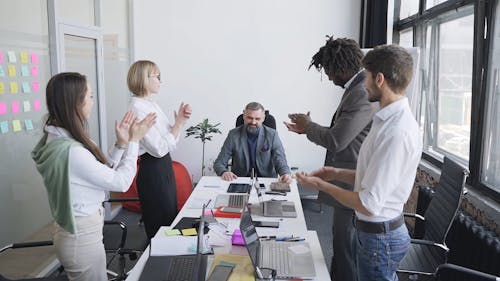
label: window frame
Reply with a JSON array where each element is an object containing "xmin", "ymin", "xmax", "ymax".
[{"xmin": 393, "ymin": 0, "xmax": 500, "ymax": 202}]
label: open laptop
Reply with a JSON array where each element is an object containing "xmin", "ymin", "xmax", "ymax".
[
  {"xmin": 214, "ymin": 193, "xmax": 249, "ymax": 208},
  {"xmin": 254, "ymin": 181, "xmax": 297, "ymax": 218},
  {"xmin": 139, "ymin": 205, "xmax": 209, "ymax": 281},
  {"xmin": 239, "ymin": 207, "xmax": 316, "ymax": 279}
]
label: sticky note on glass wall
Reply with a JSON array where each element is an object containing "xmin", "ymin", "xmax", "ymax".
[
  {"xmin": 22, "ymin": 82, "xmax": 31, "ymax": 93},
  {"xmin": 31, "ymin": 66, "xmax": 39, "ymax": 77},
  {"xmin": 31, "ymin": 52, "xmax": 39, "ymax": 64},
  {"xmin": 25, "ymin": 119, "xmax": 34, "ymax": 131},
  {"xmin": 10, "ymin": 82, "xmax": 19, "ymax": 94},
  {"xmin": 32, "ymin": 81, "xmax": 40, "ymax": 92},
  {"xmin": 7, "ymin": 51, "xmax": 16, "ymax": 63},
  {"xmin": 20, "ymin": 52, "xmax": 28, "ymax": 63},
  {"xmin": 33, "ymin": 99, "xmax": 41, "ymax": 111},
  {"xmin": 11, "ymin": 101, "xmax": 20, "ymax": 113},
  {"xmin": 0, "ymin": 66, "xmax": 5, "ymax": 77},
  {"xmin": 8, "ymin": 65, "xmax": 16, "ymax": 77},
  {"xmin": 21, "ymin": 65, "xmax": 29, "ymax": 76},
  {"xmin": 0, "ymin": 82, "xmax": 4, "ymax": 94},
  {"xmin": 12, "ymin": 120, "xmax": 22, "ymax": 132},
  {"xmin": 0, "ymin": 102, "xmax": 6, "ymax": 114},
  {"xmin": 23, "ymin": 100, "xmax": 31, "ymax": 112},
  {"xmin": 0, "ymin": 51, "xmax": 3, "ymax": 64},
  {"xmin": 0, "ymin": 121, "xmax": 9, "ymax": 134}
]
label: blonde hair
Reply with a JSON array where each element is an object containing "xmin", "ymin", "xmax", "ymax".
[{"xmin": 127, "ymin": 60, "xmax": 160, "ymax": 97}]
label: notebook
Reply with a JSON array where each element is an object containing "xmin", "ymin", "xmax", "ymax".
[
  {"xmin": 214, "ymin": 193, "xmax": 249, "ymax": 208},
  {"xmin": 239, "ymin": 207, "xmax": 316, "ymax": 279},
  {"xmin": 254, "ymin": 181, "xmax": 297, "ymax": 218},
  {"xmin": 139, "ymin": 205, "xmax": 209, "ymax": 281}
]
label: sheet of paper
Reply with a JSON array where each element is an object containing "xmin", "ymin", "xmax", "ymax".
[{"xmin": 150, "ymin": 235, "xmax": 197, "ymax": 256}]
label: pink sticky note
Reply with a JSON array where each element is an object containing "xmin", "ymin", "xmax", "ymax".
[
  {"xmin": 31, "ymin": 66, "xmax": 39, "ymax": 77},
  {"xmin": 0, "ymin": 102, "xmax": 6, "ymax": 115},
  {"xmin": 0, "ymin": 51, "xmax": 3, "ymax": 64},
  {"xmin": 32, "ymin": 81, "xmax": 40, "ymax": 92},
  {"xmin": 33, "ymin": 99, "xmax": 41, "ymax": 111},
  {"xmin": 31, "ymin": 52, "xmax": 39, "ymax": 64},
  {"xmin": 11, "ymin": 101, "xmax": 20, "ymax": 113}
]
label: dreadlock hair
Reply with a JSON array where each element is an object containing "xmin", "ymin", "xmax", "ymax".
[
  {"xmin": 45, "ymin": 72, "xmax": 108, "ymax": 164},
  {"xmin": 309, "ymin": 36, "xmax": 364, "ymax": 77}
]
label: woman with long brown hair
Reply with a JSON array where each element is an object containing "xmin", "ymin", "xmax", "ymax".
[{"xmin": 32, "ymin": 72, "xmax": 156, "ymax": 281}]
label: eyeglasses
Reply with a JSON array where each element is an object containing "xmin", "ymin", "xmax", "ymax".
[{"xmin": 148, "ymin": 73, "xmax": 161, "ymax": 82}]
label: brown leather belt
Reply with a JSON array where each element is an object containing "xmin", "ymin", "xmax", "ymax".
[{"xmin": 354, "ymin": 215, "xmax": 404, "ymax": 234}]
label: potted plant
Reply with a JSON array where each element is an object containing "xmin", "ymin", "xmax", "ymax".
[{"xmin": 185, "ymin": 118, "xmax": 222, "ymax": 176}]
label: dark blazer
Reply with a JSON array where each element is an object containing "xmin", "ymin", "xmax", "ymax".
[
  {"xmin": 305, "ymin": 71, "xmax": 378, "ymax": 207},
  {"xmin": 213, "ymin": 125, "xmax": 290, "ymax": 178}
]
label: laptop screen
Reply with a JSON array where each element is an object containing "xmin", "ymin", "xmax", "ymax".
[{"xmin": 239, "ymin": 207, "xmax": 260, "ymax": 269}]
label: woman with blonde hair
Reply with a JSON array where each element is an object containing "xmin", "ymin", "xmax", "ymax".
[{"xmin": 127, "ymin": 60, "xmax": 192, "ymax": 238}]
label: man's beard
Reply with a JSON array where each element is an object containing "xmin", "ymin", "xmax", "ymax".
[
  {"xmin": 368, "ymin": 88, "xmax": 381, "ymax": 102},
  {"xmin": 246, "ymin": 125, "xmax": 260, "ymax": 135}
]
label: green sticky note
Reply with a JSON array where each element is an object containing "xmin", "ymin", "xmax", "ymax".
[
  {"xmin": 181, "ymin": 228, "xmax": 197, "ymax": 236},
  {"xmin": 164, "ymin": 229, "xmax": 181, "ymax": 236},
  {"xmin": 25, "ymin": 119, "xmax": 34, "ymax": 130}
]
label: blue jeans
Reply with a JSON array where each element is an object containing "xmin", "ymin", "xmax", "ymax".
[{"xmin": 355, "ymin": 224, "xmax": 410, "ymax": 281}]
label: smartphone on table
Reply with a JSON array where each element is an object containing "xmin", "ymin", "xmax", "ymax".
[
  {"xmin": 253, "ymin": 220, "xmax": 279, "ymax": 228},
  {"xmin": 207, "ymin": 264, "xmax": 234, "ymax": 281}
]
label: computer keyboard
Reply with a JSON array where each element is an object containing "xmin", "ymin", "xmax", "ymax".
[
  {"xmin": 260, "ymin": 241, "xmax": 291, "ymax": 276},
  {"xmin": 165, "ymin": 256, "xmax": 195, "ymax": 281},
  {"xmin": 228, "ymin": 194, "xmax": 247, "ymax": 207}
]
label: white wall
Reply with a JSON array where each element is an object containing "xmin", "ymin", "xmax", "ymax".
[{"xmin": 132, "ymin": 0, "xmax": 361, "ymax": 181}]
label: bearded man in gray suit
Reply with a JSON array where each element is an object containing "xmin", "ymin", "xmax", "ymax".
[{"xmin": 285, "ymin": 37, "xmax": 377, "ymax": 281}]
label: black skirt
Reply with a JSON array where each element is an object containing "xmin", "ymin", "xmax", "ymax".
[{"xmin": 136, "ymin": 153, "xmax": 178, "ymax": 239}]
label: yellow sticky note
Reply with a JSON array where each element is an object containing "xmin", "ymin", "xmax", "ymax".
[
  {"xmin": 8, "ymin": 65, "xmax": 16, "ymax": 77},
  {"xmin": 0, "ymin": 82, "xmax": 4, "ymax": 94},
  {"xmin": 165, "ymin": 229, "xmax": 182, "ymax": 236},
  {"xmin": 181, "ymin": 228, "xmax": 197, "ymax": 236},
  {"xmin": 20, "ymin": 52, "xmax": 28, "ymax": 63},
  {"xmin": 12, "ymin": 120, "xmax": 22, "ymax": 132},
  {"xmin": 10, "ymin": 82, "xmax": 18, "ymax": 94}
]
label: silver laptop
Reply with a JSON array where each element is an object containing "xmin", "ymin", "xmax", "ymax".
[
  {"xmin": 214, "ymin": 193, "xmax": 249, "ymax": 208},
  {"xmin": 239, "ymin": 207, "xmax": 316, "ymax": 279},
  {"xmin": 253, "ymin": 182, "xmax": 297, "ymax": 218}
]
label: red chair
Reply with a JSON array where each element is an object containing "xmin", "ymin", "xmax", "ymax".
[{"xmin": 120, "ymin": 160, "xmax": 193, "ymax": 212}]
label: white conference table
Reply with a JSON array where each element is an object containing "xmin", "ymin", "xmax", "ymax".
[{"xmin": 126, "ymin": 176, "xmax": 330, "ymax": 281}]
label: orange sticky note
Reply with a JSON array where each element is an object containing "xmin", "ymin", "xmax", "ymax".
[
  {"xmin": 12, "ymin": 120, "xmax": 22, "ymax": 132},
  {"xmin": 181, "ymin": 228, "xmax": 197, "ymax": 236}
]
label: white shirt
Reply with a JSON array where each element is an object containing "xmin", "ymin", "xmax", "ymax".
[
  {"xmin": 344, "ymin": 69, "xmax": 364, "ymax": 89},
  {"xmin": 354, "ymin": 97, "xmax": 422, "ymax": 222},
  {"xmin": 45, "ymin": 126, "xmax": 139, "ymax": 217},
  {"xmin": 128, "ymin": 97, "xmax": 179, "ymax": 157}
]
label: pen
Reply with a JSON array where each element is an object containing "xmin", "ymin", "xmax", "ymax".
[
  {"xmin": 265, "ymin": 191, "xmax": 287, "ymax": 196},
  {"xmin": 203, "ymin": 185, "xmax": 221, "ymax": 188}
]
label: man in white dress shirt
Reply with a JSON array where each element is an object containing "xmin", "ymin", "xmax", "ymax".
[{"xmin": 296, "ymin": 44, "xmax": 422, "ymax": 281}]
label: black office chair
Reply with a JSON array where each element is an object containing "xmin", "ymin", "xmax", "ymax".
[
  {"xmin": 434, "ymin": 263, "xmax": 499, "ymax": 281},
  {"xmin": 397, "ymin": 157, "xmax": 469, "ymax": 280},
  {"xmin": 0, "ymin": 241, "xmax": 68, "ymax": 281},
  {"xmin": 103, "ymin": 198, "xmax": 148, "ymax": 281},
  {"xmin": 236, "ymin": 110, "xmax": 277, "ymax": 129}
]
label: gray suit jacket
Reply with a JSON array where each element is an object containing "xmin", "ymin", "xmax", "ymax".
[
  {"xmin": 305, "ymin": 71, "xmax": 378, "ymax": 207},
  {"xmin": 213, "ymin": 125, "xmax": 290, "ymax": 178}
]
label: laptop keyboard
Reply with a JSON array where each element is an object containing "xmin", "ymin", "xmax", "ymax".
[
  {"xmin": 165, "ymin": 256, "xmax": 195, "ymax": 281},
  {"xmin": 260, "ymin": 241, "xmax": 291, "ymax": 277},
  {"xmin": 228, "ymin": 195, "xmax": 247, "ymax": 207}
]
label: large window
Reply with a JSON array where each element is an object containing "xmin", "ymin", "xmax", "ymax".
[{"xmin": 393, "ymin": 0, "xmax": 500, "ymax": 199}]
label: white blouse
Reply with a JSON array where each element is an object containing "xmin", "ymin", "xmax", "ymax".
[
  {"xmin": 45, "ymin": 126, "xmax": 139, "ymax": 217},
  {"xmin": 128, "ymin": 97, "xmax": 179, "ymax": 157}
]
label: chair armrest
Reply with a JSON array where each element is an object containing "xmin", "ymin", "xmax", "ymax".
[
  {"xmin": 435, "ymin": 263, "xmax": 500, "ymax": 280},
  {"xmin": 403, "ymin": 212, "xmax": 425, "ymax": 222},
  {"xmin": 105, "ymin": 198, "xmax": 139, "ymax": 203},
  {"xmin": 411, "ymin": 238, "xmax": 449, "ymax": 252},
  {"xmin": 104, "ymin": 221, "xmax": 127, "ymax": 249},
  {"xmin": 1, "ymin": 240, "xmax": 53, "ymax": 253}
]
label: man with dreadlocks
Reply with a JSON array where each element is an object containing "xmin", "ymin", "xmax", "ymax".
[{"xmin": 285, "ymin": 36, "xmax": 377, "ymax": 281}]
